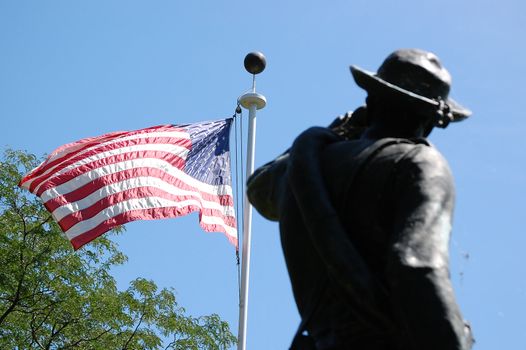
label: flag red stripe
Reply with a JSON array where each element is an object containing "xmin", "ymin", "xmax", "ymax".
[
  {"xmin": 20, "ymin": 132, "xmax": 129, "ymax": 187},
  {"xmin": 55, "ymin": 186, "xmax": 235, "ymax": 231},
  {"xmin": 20, "ymin": 125, "xmax": 180, "ymax": 186},
  {"xmin": 199, "ymin": 221, "xmax": 238, "ymax": 247},
  {"xmin": 30, "ymin": 136, "xmax": 190, "ymax": 193},
  {"xmin": 69, "ymin": 206, "xmax": 237, "ymax": 250},
  {"xmin": 35, "ymin": 150, "xmax": 187, "ymax": 196},
  {"xmin": 44, "ymin": 166, "xmax": 233, "ymax": 212}
]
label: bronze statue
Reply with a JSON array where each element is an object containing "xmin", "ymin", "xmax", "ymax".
[{"xmin": 247, "ymin": 49, "xmax": 474, "ymax": 350}]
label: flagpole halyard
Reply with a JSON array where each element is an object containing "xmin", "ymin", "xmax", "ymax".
[{"xmin": 237, "ymin": 52, "xmax": 267, "ymax": 350}]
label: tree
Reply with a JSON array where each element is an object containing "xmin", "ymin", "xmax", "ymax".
[{"xmin": 0, "ymin": 149, "xmax": 237, "ymax": 350}]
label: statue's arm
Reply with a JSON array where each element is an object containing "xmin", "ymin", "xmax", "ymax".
[
  {"xmin": 247, "ymin": 108, "xmax": 367, "ymax": 221},
  {"xmin": 246, "ymin": 151, "xmax": 289, "ymax": 221},
  {"xmin": 287, "ymin": 127, "xmax": 394, "ymax": 331},
  {"xmin": 386, "ymin": 146, "xmax": 473, "ymax": 350}
]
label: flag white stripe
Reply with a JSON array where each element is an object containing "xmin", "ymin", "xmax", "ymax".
[
  {"xmin": 24, "ymin": 130, "xmax": 189, "ymax": 190},
  {"xmin": 35, "ymin": 143, "xmax": 191, "ymax": 195},
  {"xmin": 51, "ymin": 175, "xmax": 235, "ymax": 221},
  {"xmin": 64, "ymin": 196, "xmax": 235, "ymax": 240},
  {"xmin": 200, "ymin": 215, "xmax": 237, "ymax": 238},
  {"xmin": 41, "ymin": 157, "xmax": 233, "ymax": 202},
  {"xmin": 46, "ymin": 130, "xmax": 189, "ymax": 168}
]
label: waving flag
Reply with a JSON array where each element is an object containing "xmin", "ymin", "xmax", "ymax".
[{"xmin": 19, "ymin": 119, "xmax": 237, "ymax": 250}]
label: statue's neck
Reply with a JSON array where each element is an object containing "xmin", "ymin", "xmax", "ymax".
[{"xmin": 363, "ymin": 123, "xmax": 426, "ymax": 140}]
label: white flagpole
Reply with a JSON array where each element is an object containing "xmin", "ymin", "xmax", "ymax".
[{"xmin": 237, "ymin": 52, "xmax": 267, "ymax": 350}]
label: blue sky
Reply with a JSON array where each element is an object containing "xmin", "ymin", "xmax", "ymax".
[{"xmin": 1, "ymin": 1, "xmax": 525, "ymax": 349}]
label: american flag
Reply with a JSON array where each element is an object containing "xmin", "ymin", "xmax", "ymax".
[{"xmin": 19, "ymin": 119, "xmax": 237, "ymax": 250}]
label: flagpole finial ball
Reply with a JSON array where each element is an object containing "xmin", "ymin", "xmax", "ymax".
[{"xmin": 244, "ymin": 52, "xmax": 266, "ymax": 75}]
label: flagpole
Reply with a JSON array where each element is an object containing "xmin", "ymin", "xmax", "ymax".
[{"xmin": 237, "ymin": 52, "xmax": 267, "ymax": 350}]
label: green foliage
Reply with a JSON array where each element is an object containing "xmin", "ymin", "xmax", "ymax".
[{"xmin": 0, "ymin": 149, "xmax": 237, "ymax": 350}]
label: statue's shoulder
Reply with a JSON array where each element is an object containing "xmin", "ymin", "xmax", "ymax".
[
  {"xmin": 371, "ymin": 141, "xmax": 455, "ymax": 196},
  {"xmin": 323, "ymin": 136, "xmax": 423, "ymax": 163},
  {"xmin": 323, "ymin": 137, "xmax": 451, "ymax": 179},
  {"xmin": 393, "ymin": 141, "xmax": 452, "ymax": 176}
]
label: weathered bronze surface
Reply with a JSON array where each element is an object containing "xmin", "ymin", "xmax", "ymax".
[{"xmin": 248, "ymin": 49, "xmax": 473, "ymax": 350}]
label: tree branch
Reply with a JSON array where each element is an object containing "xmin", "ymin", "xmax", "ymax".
[
  {"xmin": 30, "ymin": 313, "xmax": 46, "ymax": 350},
  {"xmin": 0, "ymin": 199, "xmax": 31, "ymax": 326},
  {"xmin": 26, "ymin": 215, "xmax": 52, "ymax": 236},
  {"xmin": 45, "ymin": 319, "xmax": 73, "ymax": 350},
  {"xmin": 0, "ymin": 269, "xmax": 24, "ymax": 326},
  {"xmin": 122, "ymin": 307, "xmax": 147, "ymax": 350},
  {"xmin": 60, "ymin": 327, "xmax": 114, "ymax": 350}
]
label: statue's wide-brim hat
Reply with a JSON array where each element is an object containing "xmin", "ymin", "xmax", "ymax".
[{"xmin": 350, "ymin": 49, "xmax": 471, "ymax": 125}]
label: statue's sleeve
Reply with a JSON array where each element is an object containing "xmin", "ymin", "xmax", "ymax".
[
  {"xmin": 246, "ymin": 151, "xmax": 289, "ymax": 221},
  {"xmin": 246, "ymin": 108, "xmax": 365, "ymax": 221},
  {"xmin": 386, "ymin": 145, "xmax": 473, "ymax": 350}
]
